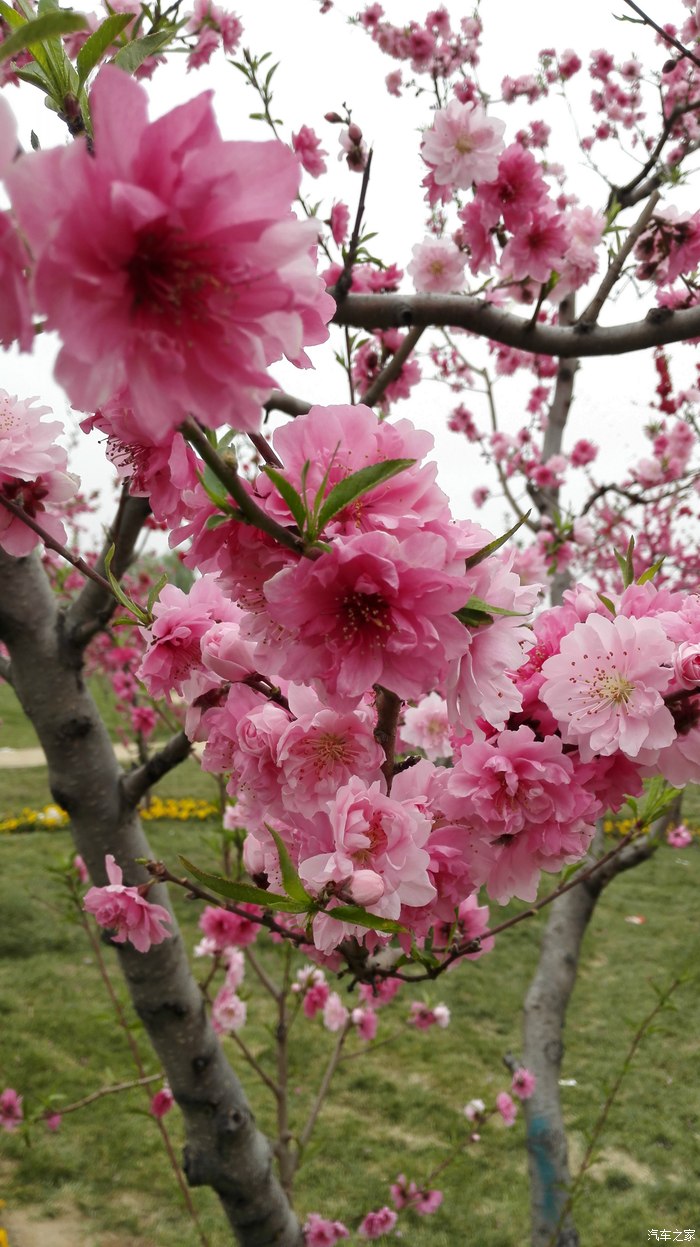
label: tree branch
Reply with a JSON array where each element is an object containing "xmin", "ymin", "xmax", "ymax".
[
  {"xmin": 121, "ymin": 731, "xmax": 192, "ymax": 806},
  {"xmin": 66, "ymin": 491, "xmax": 152, "ymax": 648},
  {"xmin": 0, "ymin": 493, "xmax": 116, "ymax": 598},
  {"xmin": 333, "ymin": 292, "xmax": 700, "ymax": 357},
  {"xmin": 579, "ymin": 191, "xmax": 661, "ymax": 326},
  {"xmin": 622, "ymin": 0, "xmax": 700, "ymax": 71},
  {"xmin": 263, "ymin": 390, "xmax": 312, "ymax": 419},
  {"xmin": 360, "ymin": 326, "xmax": 425, "ymax": 408},
  {"xmin": 0, "ymin": 654, "xmax": 13, "ymax": 685}
]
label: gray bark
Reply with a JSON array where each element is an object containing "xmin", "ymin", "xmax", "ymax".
[
  {"xmin": 0, "ymin": 546, "xmax": 302, "ymax": 1247},
  {"xmin": 332, "ymin": 292, "xmax": 699, "ymax": 358},
  {"xmin": 522, "ymin": 819, "xmax": 672, "ymax": 1247}
]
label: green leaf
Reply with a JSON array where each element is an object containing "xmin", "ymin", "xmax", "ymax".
[
  {"xmin": 0, "ymin": 1, "xmax": 24, "ymax": 30},
  {"xmin": 111, "ymin": 27, "xmax": 171, "ymax": 74},
  {"xmin": 636, "ymin": 556, "xmax": 665, "ymax": 586},
  {"xmin": 315, "ymin": 459, "xmax": 415, "ymax": 534},
  {"xmin": 179, "ymin": 857, "xmax": 308, "ymax": 912},
  {"xmin": 262, "ymin": 467, "xmax": 307, "ymax": 531},
  {"xmin": 146, "ymin": 573, "xmax": 167, "ymax": 616},
  {"xmin": 463, "ymin": 512, "xmax": 531, "ymax": 570},
  {"xmin": 454, "ymin": 595, "xmax": 530, "ymax": 630},
  {"xmin": 597, "ymin": 593, "xmax": 616, "ymax": 614},
  {"xmin": 613, "ymin": 536, "xmax": 635, "ymax": 588},
  {"xmin": 76, "ymin": 11, "xmax": 132, "ymax": 84},
  {"xmin": 265, "ymin": 825, "xmax": 312, "ymax": 904},
  {"xmin": 325, "ymin": 904, "xmax": 405, "ymax": 935},
  {"xmin": 0, "ymin": 10, "xmax": 87, "ymax": 62},
  {"xmin": 103, "ymin": 545, "xmax": 149, "ymax": 624}
]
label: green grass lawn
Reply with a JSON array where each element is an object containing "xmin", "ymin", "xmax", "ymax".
[{"xmin": 1, "ymin": 754, "xmax": 699, "ymax": 1245}]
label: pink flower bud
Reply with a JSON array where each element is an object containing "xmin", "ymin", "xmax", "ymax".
[
  {"xmin": 201, "ymin": 623, "xmax": 257, "ymax": 682},
  {"xmin": 347, "ymin": 122, "xmax": 363, "ymax": 143},
  {"xmin": 348, "ymin": 869, "xmax": 385, "ymax": 907},
  {"xmin": 674, "ymin": 641, "xmax": 700, "ymax": 689},
  {"xmin": 150, "ymin": 1087, "xmax": 175, "ymax": 1118},
  {"xmin": 324, "ymin": 111, "xmax": 343, "ymax": 123}
]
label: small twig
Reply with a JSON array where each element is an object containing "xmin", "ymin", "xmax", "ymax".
[
  {"xmin": 246, "ymin": 946, "xmax": 282, "ymax": 1001},
  {"xmin": 331, "ymin": 149, "xmax": 374, "ymax": 304},
  {"xmin": 146, "ymin": 861, "xmax": 306, "ymax": 945},
  {"xmin": 228, "ymin": 1030, "xmax": 281, "ymax": 1100},
  {"xmin": 297, "ymin": 1021, "xmax": 351, "ymax": 1155},
  {"xmin": 0, "ymin": 494, "xmax": 115, "ymax": 596},
  {"xmin": 579, "ymin": 191, "xmax": 661, "ymax": 326},
  {"xmin": 263, "ymin": 390, "xmax": 312, "ymax": 420},
  {"xmin": 180, "ymin": 417, "xmax": 308, "ymax": 557},
  {"xmin": 373, "ymin": 685, "xmax": 402, "ymax": 793},
  {"xmin": 248, "ymin": 432, "xmax": 284, "ymax": 468},
  {"xmin": 361, "ymin": 325, "xmax": 425, "ymax": 409},
  {"xmin": 621, "ymin": 0, "xmax": 700, "ymax": 71},
  {"xmin": 45, "ymin": 1073, "xmax": 163, "ymax": 1117},
  {"xmin": 546, "ymin": 975, "xmax": 683, "ymax": 1247}
]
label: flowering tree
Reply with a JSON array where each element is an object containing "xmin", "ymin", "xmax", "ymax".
[{"xmin": 1, "ymin": 1, "xmax": 700, "ymax": 1245}]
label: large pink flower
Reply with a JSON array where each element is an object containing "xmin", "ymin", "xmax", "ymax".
[
  {"xmin": 83, "ymin": 855, "xmax": 172, "ymax": 953},
  {"xmin": 263, "ymin": 530, "xmax": 469, "ymax": 705},
  {"xmin": 137, "ymin": 575, "xmax": 239, "ymax": 697},
  {"xmin": 421, "ymin": 99, "xmax": 505, "ymax": 188},
  {"xmin": 6, "ymin": 67, "xmax": 334, "ymax": 439},
  {"xmin": 540, "ymin": 613, "xmax": 676, "ymax": 762}
]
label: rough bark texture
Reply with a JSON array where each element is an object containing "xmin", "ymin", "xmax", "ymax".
[
  {"xmin": 522, "ymin": 819, "xmax": 671, "ymax": 1247},
  {"xmin": 0, "ymin": 547, "xmax": 302, "ymax": 1247}
]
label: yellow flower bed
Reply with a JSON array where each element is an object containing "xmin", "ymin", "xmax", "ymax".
[
  {"xmin": 603, "ymin": 817, "xmax": 699, "ymax": 838},
  {"xmin": 0, "ymin": 797, "xmax": 218, "ymax": 834}
]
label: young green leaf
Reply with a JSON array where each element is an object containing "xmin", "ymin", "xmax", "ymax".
[
  {"xmin": 179, "ymin": 857, "xmax": 308, "ymax": 912},
  {"xmin": 598, "ymin": 593, "xmax": 616, "ymax": 615},
  {"xmin": 76, "ymin": 11, "xmax": 132, "ymax": 85},
  {"xmin": 262, "ymin": 467, "xmax": 307, "ymax": 531},
  {"xmin": 315, "ymin": 459, "xmax": 415, "ymax": 533},
  {"xmin": 613, "ymin": 536, "xmax": 635, "ymax": 587},
  {"xmin": 636, "ymin": 556, "xmax": 665, "ymax": 586},
  {"xmin": 463, "ymin": 512, "xmax": 531, "ymax": 570},
  {"xmin": 104, "ymin": 545, "xmax": 149, "ymax": 624},
  {"xmin": 111, "ymin": 28, "xmax": 172, "ymax": 74},
  {"xmin": 265, "ymin": 825, "xmax": 312, "ymax": 904},
  {"xmin": 0, "ymin": 9, "xmax": 87, "ymax": 62},
  {"xmin": 454, "ymin": 595, "xmax": 530, "ymax": 629},
  {"xmin": 324, "ymin": 904, "xmax": 405, "ymax": 935}
]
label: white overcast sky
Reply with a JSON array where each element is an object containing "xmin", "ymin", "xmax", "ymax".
[{"xmin": 2, "ymin": 0, "xmax": 695, "ymax": 542}]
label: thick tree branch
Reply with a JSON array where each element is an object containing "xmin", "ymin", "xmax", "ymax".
[
  {"xmin": 263, "ymin": 390, "xmax": 312, "ymax": 419},
  {"xmin": 122, "ymin": 731, "xmax": 193, "ymax": 806},
  {"xmin": 333, "ymin": 293, "xmax": 700, "ymax": 357},
  {"xmin": 0, "ymin": 654, "xmax": 13, "ymax": 685}
]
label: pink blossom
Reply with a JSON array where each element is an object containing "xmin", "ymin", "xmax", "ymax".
[
  {"xmin": 292, "ymin": 125, "xmax": 328, "ymax": 178},
  {"xmin": 511, "ymin": 1067, "xmax": 537, "ymax": 1100},
  {"xmin": 464, "ymin": 1098, "xmax": 485, "ymax": 1121},
  {"xmin": 477, "ymin": 144, "xmax": 548, "ymax": 232},
  {"xmin": 304, "ymin": 1212, "xmax": 350, "ymax": 1246},
  {"xmin": 457, "ymin": 200, "xmax": 497, "ymax": 274},
  {"xmin": 408, "ymin": 1001, "xmax": 450, "ymax": 1029},
  {"xmin": 211, "ymin": 987, "xmax": 247, "ymax": 1034},
  {"xmin": 6, "ymin": 67, "xmax": 333, "ymax": 438},
  {"xmin": 0, "ymin": 214, "xmax": 33, "ymax": 351},
  {"xmin": 407, "ymin": 236, "xmax": 466, "ymax": 292},
  {"xmin": 137, "ymin": 576, "xmax": 238, "ymax": 698},
  {"xmin": 421, "ymin": 99, "xmax": 505, "ymax": 188},
  {"xmin": 304, "ymin": 981, "xmax": 331, "ymax": 1019},
  {"xmin": 224, "ymin": 947, "xmax": 246, "ymax": 991},
  {"xmin": 390, "ymin": 1173, "xmax": 443, "ymax": 1214},
  {"xmin": 198, "ymin": 904, "xmax": 261, "ymax": 949},
  {"xmin": 358, "ymin": 1207, "xmax": 398, "ymax": 1239},
  {"xmin": 385, "ymin": 69, "xmax": 402, "ymax": 96},
  {"xmin": 150, "ymin": 1087, "xmax": 175, "ymax": 1118},
  {"xmin": 351, "ymin": 1006, "xmax": 379, "ymax": 1040},
  {"xmin": 501, "ymin": 204, "xmax": 569, "ymax": 283},
  {"xmin": 674, "ymin": 642, "xmax": 700, "ymax": 689},
  {"xmin": 276, "ymin": 689, "xmax": 384, "ymax": 812},
  {"xmin": 83, "ymin": 855, "xmax": 172, "ymax": 953},
  {"xmin": 73, "ymin": 854, "xmax": 89, "ymax": 885},
  {"xmin": 44, "ymin": 1112, "xmax": 62, "ymax": 1132},
  {"xmin": 264, "ymin": 530, "xmax": 469, "ymax": 706},
  {"xmin": 667, "ymin": 824, "xmax": 693, "ymax": 848},
  {"xmin": 322, "ymin": 991, "xmax": 349, "ymax": 1032},
  {"xmin": 0, "ymin": 1087, "xmax": 23, "ymax": 1132},
  {"xmin": 570, "ymin": 438, "xmax": 598, "ymax": 467},
  {"xmin": 496, "ymin": 1091, "xmax": 517, "ymax": 1125},
  {"xmin": 131, "ymin": 704, "xmax": 156, "ymax": 737},
  {"xmin": 329, "ymin": 201, "xmax": 350, "ymax": 245},
  {"xmin": 540, "ymin": 613, "xmax": 676, "ymax": 763},
  {"xmin": 441, "ymin": 727, "xmax": 596, "ymax": 903}
]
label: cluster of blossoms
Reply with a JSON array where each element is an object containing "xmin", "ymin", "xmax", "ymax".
[{"xmin": 0, "ymin": 390, "xmax": 78, "ymax": 557}]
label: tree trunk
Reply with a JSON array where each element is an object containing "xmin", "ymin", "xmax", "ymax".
[
  {"xmin": 0, "ymin": 547, "xmax": 302, "ymax": 1247},
  {"xmin": 522, "ymin": 812, "xmax": 674, "ymax": 1247}
]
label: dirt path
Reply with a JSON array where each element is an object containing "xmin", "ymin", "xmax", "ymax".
[{"xmin": 0, "ymin": 745, "xmax": 138, "ymax": 770}]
